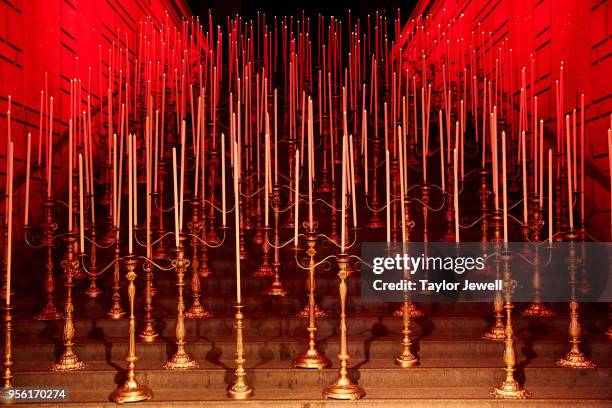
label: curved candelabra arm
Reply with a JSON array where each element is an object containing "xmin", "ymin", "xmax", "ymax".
[
  {"xmin": 84, "ymin": 234, "xmax": 116, "ymax": 249},
  {"xmin": 280, "ymin": 183, "xmax": 310, "ymax": 199},
  {"xmin": 459, "ymin": 215, "xmax": 486, "ymax": 229},
  {"xmin": 268, "ymin": 234, "xmax": 306, "ymax": 249},
  {"xmin": 240, "ymin": 185, "xmax": 264, "ymax": 199},
  {"xmin": 202, "ymin": 199, "xmax": 236, "ymax": 214},
  {"xmin": 186, "ymin": 228, "xmax": 226, "ymax": 248},
  {"xmin": 22, "ymin": 226, "xmax": 47, "ymax": 249},
  {"xmin": 148, "ymin": 231, "xmax": 175, "ymax": 248},
  {"xmin": 347, "ymin": 254, "xmax": 371, "ymax": 271},
  {"xmin": 79, "ymin": 254, "xmax": 117, "ymax": 277},
  {"xmin": 364, "ymin": 198, "xmax": 400, "ymax": 213},
  {"xmin": 136, "ymin": 256, "xmax": 176, "ymax": 271},
  {"xmin": 408, "ymin": 197, "xmax": 446, "ymax": 212},
  {"xmin": 294, "ymin": 253, "xmax": 337, "ymax": 271}
]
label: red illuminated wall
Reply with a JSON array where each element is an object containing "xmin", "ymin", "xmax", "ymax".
[
  {"xmin": 400, "ymin": 0, "xmax": 612, "ymax": 238},
  {"xmin": 0, "ymin": 0, "xmax": 191, "ymax": 225}
]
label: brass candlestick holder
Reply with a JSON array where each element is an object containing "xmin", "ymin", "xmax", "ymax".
[
  {"xmin": 293, "ymin": 233, "xmax": 331, "ymax": 368},
  {"xmin": 556, "ymin": 234, "xmax": 595, "ymax": 368},
  {"xmin": 27, "ymin": 198, "xmax": 62, "ymax": 320},
  {"xmin": 323, "ymin": 254, "xmax": 365, "ymax": 400},
  {"xmin": 396, "ymin": 298, "xmax": 419, "ymax": 368},
  {"xmin": 227, "ymin": 303, "xmax": 253, "ymax": 399},
  {"xmin": 84, "ymin": 224, "xmax": 102, "ymax": 298},
  {"xmin": 139, "ymin": 260, "xmax": 159, "ymax": 342},
  {"xmin": 263, "ymin": 185, "xmax": 289, "ymax": 295},
  {"xmin": 2, "ymin": 306, "xmax": 12, "ymax": 390},
  {"xmin": 254, "ymin": 226, "xmax": 274, "ymax": 277},
  {"xmin": 522, "ymin": 244, "xmax": 554, "ymax": 317},
  {"xmin": 206, "ymin": 148, "xmax": 221, "ymax": 245},
  {"xmin": 493, "ymin": 249, "xmax": 530, "ymax": 399},
  {"xmin": 109, "ymin": 255, "xmax": 152, "ymax": 403},
  {"xmin": 365, "ymin": 138, "xmax": 384, "ymax": 229},
  {"xmin": 478, "ymin": 169, "xmax": 490, "ymax": 243},
  {"xmin": 163, "ymin": 237, "xmax": 198, "ymax": 370},
  {"xmin": 483, "ymin": 244, "xmax": 506, "ymax": 341},
  {"xmin": 108, "ymin": 229, "xmax": 126, "ymax": 319},
  {"xmin": 198, "ymin": 197, "xmax": 212, "ymax": 278},
  {"xmin": 50, "ymin": 235, "xmax": 86, "ymax": 371},
  {"xmin": 186, "ymin": 198, "xmax": 212, "ymax": 318}
]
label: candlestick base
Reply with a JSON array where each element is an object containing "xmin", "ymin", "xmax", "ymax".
[
  {"xmin": 139, "ymin": 326, "xmax": 159, "ymax": 343},
  {"xmin": 366, "ymin": 212, "xmax": 385, "ymax": 229},
  {"xmin": 109, "ymin": 379, "xmax": 152, "ymax": 404},
  {"xmin": 33, "ymin": 302, "xmax": 62, "ymax": 320},
  {"xmin": 107, "ymin": 303, "xmax": 126, "ymax": 320},
  {"xmin": 493, "ymin": 378, "xmax": 530, "ymax": 399},
  {"xmin": 162, "ymin": 350, "xmax": 199, "ymax": 370},
  {"xmin": 556, "ymin": 350, "xmax": 596, "ymax": 368},
  {"xmin": 323, "ymin": 376, "xmax": 366, "ymax": 400},
  {"xmin": 253, "ymin": 262, "xmax": 274, "ymax": 277},
  {"xmin": 227, "ymin": 382, "xmax": 253, "ymax": 400},
  {"xmin": 262, "ymin": 279, "xmax": 289, "ymax": 296},
  {"xmin": 297, "ymin": 303, "xmax": 327, "ymax": 318},
  {"xmin": 522, "ymin": 302, "xmax": 554, "ymax": 317},
  {"xmin": 395, "ymin": 350, "xmax": 419, "ymax": 368},
  {"xmin": 482, "ymin": 323, "xmax": 506, "ymax": 341},
  {"xmin": 185, "ymin": 302, "xmax": 212, "ymax": 319},
  {"xmin": 84, "ymin": 282, "xmax": 102, "ymax": 299},
  {"xmin": 606, "ymin": 326, "xmax": 612, "ymax": 340},
  {"xmin": 50, "ymin": 350, "xmax": 86, "ymax": 372},
  {"xmin": 293, "ymin": 347, "xmax": 331, "ymax": 369}
]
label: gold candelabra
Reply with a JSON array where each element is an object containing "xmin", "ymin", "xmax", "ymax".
[
  {"xmin": 396, "ymin": 292, "xmax": 419, "ymax": 367},
  {"xmin": 186, "ymin": 198, "xmax": 212, "ymax": 318},
  {"xmin": 522, "ymin": 244, "xmax": 554, "ymax": 317},
  {"xmin": 227, "ymin": 303, "xmax": 253, "ymax": 399},
  {"xmin": 2, "ymin": 306, "xmax": 12, "ymax": 390},
  {"xmin": 493, "ymin": 249, "xmax": 530, "ymax": 399},
  {"xmin": 84, "ymin": 224, "xmax": 102, "ymax": 298},
  {"xmin": 107, "ymin": 229, "xmax": 126, "ymax": 319},
  {"xmin": 109, "ymin": 255, "xmax": 153, "ymax": 403},
  {"xmin": 323, "ymin": 254, "xmax": 365, "ymax": 400},
  {"xmin": 50, "ymin": 234, "xmax": 86, "ymax": 371},
  {"xmin": 293, "ymin": 233, "xmax": 331, "ymax": 368},
  {"xmin": 263, "ymin": 185, "xmax": 289, "ymax": 295},
  {"xmin": 556, "ymin": 235, "xmax": 595, "ymax": 368},
  {"xmin": 163, "ymin": 236, "xmax": 198, "ymax": 369}
]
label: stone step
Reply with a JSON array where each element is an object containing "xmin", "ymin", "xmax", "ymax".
[
  {"xmin": 10, "ymin": 335, "xmax": 611, "ymax": 365},
  {"xmin": 13, "ymin": 360, "xmax": 612, "ymax": 390},
  {"xmin": 24, "ymin": 387, "xmax": 612, "ymax": 408}
]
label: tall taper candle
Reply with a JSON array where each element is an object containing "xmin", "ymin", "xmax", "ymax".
[
  {"xmin": 68, "ymin": 119, "xmax": 73, "ymax": 232},
  {"xmin": 341, "ymin": 135, "xmax": 347, "ymax": 252},
  {"xmin": 172, "ymin": 147, "xmax": 179, "ymax": 248},
  {"xmin": 6, "ymin": 142, "xmax": 13, "ymax": 305},
  {"xmin": 549, "ymin": 148, "xmax": 553, "ymax": 243},
  {"xmin": 221, "ymin": 133, "xmax": 227, "ymax": 227},
  {"xmin": 439, "ymin": 110, "xmax": 445, "ymax": 192},
  {"xmin": 128, "ymin": 136, "xmax": 133, "ymax": 254},
  {"xmin": 386, "ymin": 150, "xmax": 391, "ymax": 242},
  {"xmin": 294, "ymin": 148, "xmax": 300, "ymax": 247},
  {"xmin": 47, "ymin": 97, "xmax": 54, "ymax": 197},
  {"xmin": 502, "ymin": 131, "xmax": 508, "ymax": 243},
  {"xmin": 24, "ymin": 133, "xmax": 31, "ymax": 226},
  {"xmin": 521, "ymin": 131, "xmax": 528, "ymax": 223},
  {"xmin": 79, "ymin": 154, "xmax": 85, "ymax": 253},
  {"xmin": 454, "ymin": 148, "xmax": 459, "ymax": 243},
  {"xmin": 233, "ymin": 139, "xmax": 241, "ymax": 304},
  {"xmin": 565, "ymin": 115, "xmax": 574, "ymax": 230}
]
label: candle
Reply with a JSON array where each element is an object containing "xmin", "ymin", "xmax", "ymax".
[
  {"xmin": 453, "ymin": 148, "xmax": 459, "ymax": 243},
  {"xmin": 502, "ymin": 131, "xmax": 508, "ymax": 243},
  {"xmin": 128, "ymin": 136, "xmax": 133, "ymax": 254},
  {"xmin": 539, "ymin": 120, "xmax": 544, "ymax": 208},
  {"xmin": 294, "ymin": 148, "xmax": 300, "ymax": 248},
  {"xmin": 38, "ymin": 91, "xmax": 44, "ymax": 166},
  {"xmin": 265, "ymin": 132, "xmax": 270, "ymax": 227},
  {"xmin": 491, "ymin": 113, "xmax": 499, "ymax": 211},
  {"xmin": 399, "ymin": 128, "xmax": 406, "ymax": 243},
  {"xmin": 580, "ymin": 94, "xmax": 585, "ymax": 224},
  {"xmin": 172, "ymin": 147, "xmax": 179, "ymax": 248},
  {"xmin": 363, "ymin": 109, "xmax": 368, "ymax": 194},
  {"xmin": 113, "ymin": 134, "xmax": 117, "ymax": 227},
  {"xmin": 132, "ymin": 134, "xmax": 138, "ymax": 227},
  {"xmin": 221, "ymin": 133, "xmax": 227, "ymax": 227},
  {"xmin": 521, "ymin": 131, "xmax": 528, "ymax": 224},
  {"xmin": 47, "ymin": 97, "xmax": 54, "ymax": 197},
  {"xmin": 274, "ymin": 88, "xmax": 278, "ymax": 184},
  {"xmin": 6, "ymin": 142, "xmax": 13, "ymax": 305},
  {"xmin": 24, "ymin": 133, "xmax": 31, "ymax": 226},
  {"xmin": 439, "ymin": 110, "xmax": 445, "ymax": 192},
  {"xmin": 233, "ymin": 140, "xmax": 241, "ymax": 304},
  {"xmin": 68, "ymin": 119, "xmax": 73, "ymax": 232},
  {"xmin": 79, "ymin": 154, "xmax": 85, "ymax": 254},
  {"xmin": 565, "ymin": 115, "xmax": 574, "ymax": 230},
  {"xmin": 548, "ymin": 148, "xmax": 553, "ymax": 243},
  {"xmin": 349, "ymin": 135, "xmax": 357, "ymax": 228},
  {"xmin": 179, "ymin": 120, "xmax": 186, "ymax": 233},
  {"xmin": 609, "ymin": 132, "xmax": 612, "ymax": 239},
  {"xmin": 340, "ymin": 135, "xmax": 347, "ymax": 253},
  {"xmin": 385, "ymin": 150, "xmax": 391, "ymax": 242},
  {"xmin": 308, "ymin": 113, "xmax": 313, "ymax": 231}
]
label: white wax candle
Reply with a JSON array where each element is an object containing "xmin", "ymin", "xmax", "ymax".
[
  {"xmin": 454, "ymin": 148, "xmax": 459, "ymax": 243},
  {"xmin": 179, "ymin": 120, "xmax": 186, "ymax": 233},
  {"xmin": 565, "ymin": 115, "xmax": 574, "ymax": 230},
  {"xmin": 172, "ymin": 148, "xmax": 179, "ymax": 248},
  {"xmin": 549, "ymin": 149, "xmax": 553, "ymax": 242},
  {"xmin": 308, "ymin": 117, "xmax": 313, "ymax": 231},
  {"xmin": 385, "ymin": 150, "xmax": 391, "ymax": 242},
  {"xmin": 439, "ymin": 110, "xmax": 445, "ymax": 192},
  {"xmin": 128, "ymin": 136, "xmax": 133, "ymax": 254},
  {"xmin": 233, "ymin": 140, "xmax": 241, "ymax": 304},
  {"xmin": 340, "ymin": 135, "xmax": 347, "ymax": 252},
  {"xmin": 580, "ymin": 94, "xmax": 585, "ymax": 224},
  {"xmin": 24, "ymin": 133, "xmax": 31, "ymax": 226},
  {"xmin": 79, "ymin": 154, "xmax": 85, "ymax": 253},
  {"xmin": 399, "ymin": 129, "xmax": 406, "ymax": 243},
  {"xmin": 133, "ymin": 135, "xmax": 138, "ymax": 227},
  {"xmin": 265, "ymin": 132, "xmax": 270, "ymax": 227},
  {"xmin": 274, "ymin": 89, "xmax": 278, "ymax": 184},
  {"xmin": 6, "ymin": 142, "xmax": 13, "ymax": 305},
  {"xmin": 502, "ymin": 131, "xmax": 508, "ymax": 243},
  {"xmin": 349, "ymin": 135, "xmax": 357, "ymax": 228},
  {"xmin": 521, "ymin": 131, "xmax": 528, "ymax": 223},
  {"xmin": 113, "ymin": 134, "xmax": 117, "ymax": 227},
  {"xmin": 294, "ymin": 148, "xmax": 300, "ymax": 247},
  {"xmin": 363, "ymin": 109, "xmax": 368, "ymax": 195},
  {"xmin": 68, "ymin": 119, "xmax": 73, "ymax": 232},
  {"xmin": 221, "ymin": 133, "xmax": 227, "ymax": 227},
  {"xmin": 539, "ymin": 120, "xmax": 544, "ymax": 208}
]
